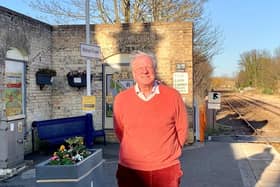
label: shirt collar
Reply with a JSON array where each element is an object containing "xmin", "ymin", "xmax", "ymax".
[{"xmin": 134, "ymin": 81, "xmax": 160, "ymax": 95}]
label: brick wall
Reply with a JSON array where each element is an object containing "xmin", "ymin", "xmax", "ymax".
[
  {"xmin": 1, "ymin": 5, "xmax": 194, "ymax": 154},
  {"xmin": 52, "ymin": 22, "xmax": 194, "ymax": 142},
  {"xmin": 0, "ymin": 6, "xmax": 52, "ymax": 153}
]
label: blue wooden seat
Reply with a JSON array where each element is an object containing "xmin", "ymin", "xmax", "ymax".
[{"xmin": 32, "ymin": 114, "xmax": 106, "ymax": 152}]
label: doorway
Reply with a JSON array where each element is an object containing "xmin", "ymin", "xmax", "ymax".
[{"xmin": 103, "ymin": 54, "xmax": 134, "ymax": 129}]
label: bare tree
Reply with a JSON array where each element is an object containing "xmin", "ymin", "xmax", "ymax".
[
  {"xmin": 28, "ymin": 0, "xmax": 207, "ymax": 23},
  {"xmin": 28, "ymin": 0, "xmax": 222, "ymax": 100},
  {"xmin": 237, "ymin": 49, "xmax": 280, "ymax": 93},
  {"xmin": 193, "ymin": 17, "xmax": 222, "ymax": 100},
  {"xmin": 273, "ymin": 48, "xmax": 280, "ymax": 84}
]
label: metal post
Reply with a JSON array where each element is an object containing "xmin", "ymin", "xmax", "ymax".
[
  {"xmin": 85, "ymin": 0, "xmax": 91, "ymax": 96},
  {"xmin": 195, "ymin": 99, "xmax": 200, "ymax": 141}
]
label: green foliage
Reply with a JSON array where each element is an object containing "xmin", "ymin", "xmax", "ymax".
[
  {"xmin": 205, "ymin": 124, "xmax": 233, "ymax": 136},
  {"xmin": 236, "ymin": 49, "xmax": 280, "ymax": 93},
  {"xmin": 205, "ymin": 127, "xmax": 221, "ymax": 136},
  {"xmin": 262, "ymin": 88, "xmax": 274, "ymax": 95},
  {"xmin": 66, "ymin": 70, "xmax": 86, "ymax": 77},
  {"xmin": 48, "ymin": 137, "xmax": 91, "ymax": 165},
  {"xmin": 36, "ymin": 68, "xmax": 57, "ymax": 76}
]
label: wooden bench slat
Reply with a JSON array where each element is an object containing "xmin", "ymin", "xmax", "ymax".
[{"xmin": 32, "ymin": 114, "xmax": 106, "ymax": 152}]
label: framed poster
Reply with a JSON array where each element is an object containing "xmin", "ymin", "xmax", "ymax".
[
  {"xmin": 105, "ymin": 73, "xmax": 134, "ymax": 117},
  {"xmin": 5, "ymin": 60, "xmax": 25, "ymax": 118},
  {"xmin": 106, "ymin": 74, "xmax": 134, "ymax": 97}
]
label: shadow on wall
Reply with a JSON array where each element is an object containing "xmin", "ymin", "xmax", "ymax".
[
  {"xmin": 111, "ymin": 23, "xmax": 193, "ymax": 133},
  {"xmin": 101, "ymin": 23, "xmax": 162, "ymax": 130},
  {"xmin": 112, "ymin": 23, "xmax": 161, "ymax": 64}
]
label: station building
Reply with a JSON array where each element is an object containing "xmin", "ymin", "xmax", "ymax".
[{"xmin": 0, "ymin": 6, "xmax": 193, "ymax": 166}]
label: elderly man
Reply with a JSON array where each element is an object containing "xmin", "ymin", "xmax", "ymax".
[{"xmin": 113, "ymin": 51, "xmax": 188, "ymax": 187}]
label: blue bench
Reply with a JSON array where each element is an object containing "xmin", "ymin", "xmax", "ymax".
[{"xmin": 32, "ymin": 114, "xmax": 106, "ymax": 152}]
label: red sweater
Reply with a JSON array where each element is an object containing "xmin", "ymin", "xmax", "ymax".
[{"xmin": 113, "ymin": 84, "xmax": 188, "ymax": 171}]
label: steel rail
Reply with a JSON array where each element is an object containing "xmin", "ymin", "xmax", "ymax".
[
  {"xmin": 223, "ymin": 98, "xmax": 259, "ymax": 135},
  {"xmin": 223, "ymin": 96, "xmax": 274, "ymax": 146},
  {"xmin": 240, "ymin": 94, "xmax": 280, "ymax": 109},
  {"xmin": 236, "ymin": 95, "xmax": 280, "ymax": 116}
]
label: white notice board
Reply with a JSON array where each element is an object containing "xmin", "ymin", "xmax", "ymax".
[{"xmin": 173, "ymin": 72, "xmax": 188, "ymax": 94}]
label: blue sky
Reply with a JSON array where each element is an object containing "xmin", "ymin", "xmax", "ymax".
[
  {"xmin": 1, "ymin": 0, "xmax": 280, "ymax": 77},
  {"xmin": 205, "ymin": 0, "xmax": 280, "ymax": 77}
]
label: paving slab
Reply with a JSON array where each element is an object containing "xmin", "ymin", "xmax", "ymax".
[
  {"xmin": 237, "ymin": 143, "xmax": 280, "ymax": 187},
  {"xmin": 0, "ymin": 141, "xmax": 280, "ymax": 187},
  {"xmin": 181, "ymin": 142, "xmax": 244, "ymax": 187}
]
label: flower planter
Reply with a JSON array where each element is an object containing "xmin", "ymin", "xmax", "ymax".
[
  {"xmin": 67, "ymin": 74, "xmax": 87, "ymax": 88},
  {"xmin": 36, "ymin": 68, "xmax": 56, "ymax": 90},
  {"xmin": 36, "ymin": 74, "xmax": 55, "ymax": 90},
  {"xmin": 35, "ymin": 149, "xmax": 104, "ymax": 187},
  {"xmin": 66, "ymin": 70, "xmax": 93, "ymax": 89},
  {"xmin": 36, "ymin": 74, "xmax": 53, "ymax": 85}
]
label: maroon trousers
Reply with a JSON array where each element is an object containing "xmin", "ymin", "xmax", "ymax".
[{"xmin": 116, "ymin": 163, "xmax": 183, "ymax": 187}]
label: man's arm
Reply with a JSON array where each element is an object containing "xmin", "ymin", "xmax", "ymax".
[
  {"xmin": 113, "ymin": 95, "xmax": 124, "ymax": 142},
  {"xmin": 175, "ymin": 94, "xmax": 188, "ymax": 147}
]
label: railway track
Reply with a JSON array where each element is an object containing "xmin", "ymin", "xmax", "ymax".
[
  {"xmin": 222, "ymin": 93, "xmax": 280, "ymax": 132},
  {"xmin": 223, "ymin": 98, "xmax": 260, "ymax": 135},
  {"xmin": 216, "ymin": 91, "xmax": 280, "ymax": 152},
  {"xmin": 235, "ymin": 94, "xmax": 280, "ymax": 116}
]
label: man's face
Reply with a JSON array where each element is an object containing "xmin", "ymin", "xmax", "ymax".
[{"xmin": 132, "ymin": 55, "xmax": 155, "ymax": 88}]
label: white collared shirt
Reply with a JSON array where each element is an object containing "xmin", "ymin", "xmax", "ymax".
[{"xmin": 134, "ymin": 81, "xmax": 160, "ymax": 101}]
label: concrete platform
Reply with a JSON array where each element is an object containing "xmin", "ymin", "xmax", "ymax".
[{"xmin": 0, "ymin": 141, "xmax": 280, "ymax": 187}]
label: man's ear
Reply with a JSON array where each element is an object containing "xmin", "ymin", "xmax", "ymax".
[{"xmin": 132, "ymin": 71, "xmax": 136, "ymax": 79}]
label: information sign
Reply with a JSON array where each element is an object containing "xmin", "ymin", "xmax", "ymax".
[
  {"xmin": 173, "ymin": 72, "xmax": 188, "ymax": 94},
  {"xmin": 80, "ymin": 43, "xmax": 101, "ymax": 59},
  {"xmin": 208, "ymin": 92, "xmax": 221, "ymax": 109},
  {"xmin": 82, "ymin": 96, "xmax": 96, "ymax": 111}
]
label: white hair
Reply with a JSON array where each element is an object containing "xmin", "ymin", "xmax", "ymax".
[{"xmin": 130, "ymin": 51, "xmax": 157, "ymax": 70}]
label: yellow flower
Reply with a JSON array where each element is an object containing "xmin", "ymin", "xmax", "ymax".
[
  {"xmin": 59, "ymin": 145, "xmax": 65, "ymax": 151},
  {"xmin": 48, "ymin": 137, "xmax": 90, "ymax": 165}
]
